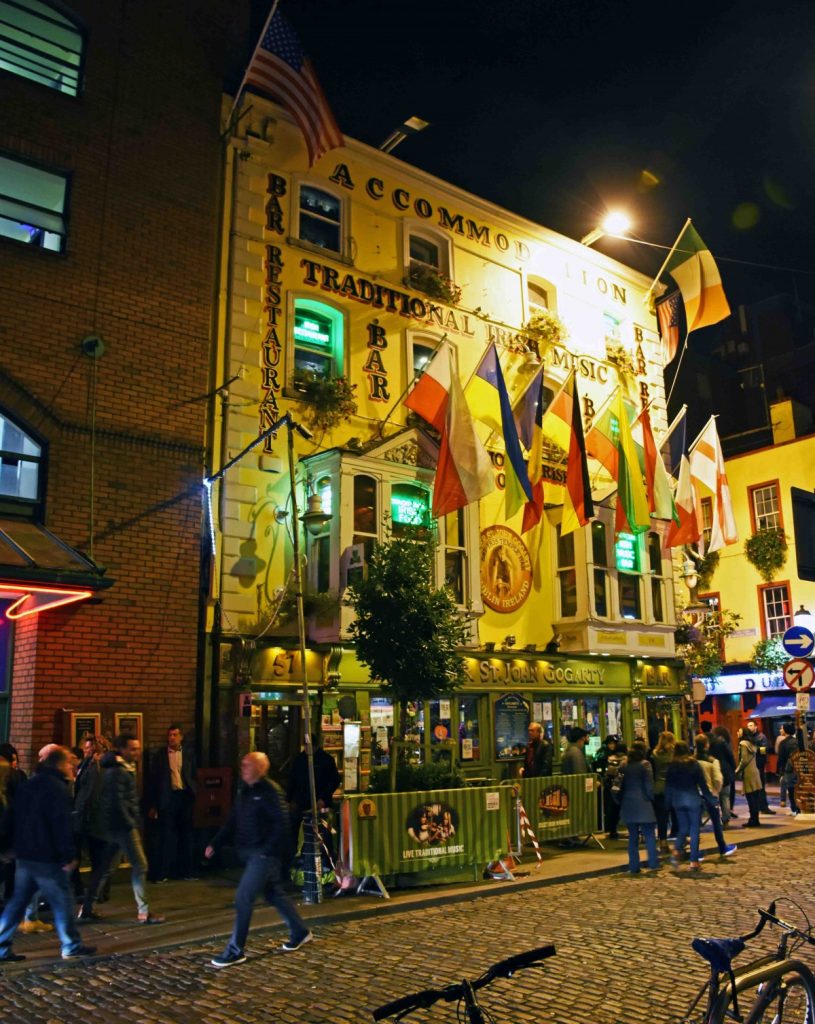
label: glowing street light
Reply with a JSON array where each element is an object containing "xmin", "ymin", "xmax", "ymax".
[{"xmin": 580, "ymin": 211, "xmax": 632, "ymax": 248}]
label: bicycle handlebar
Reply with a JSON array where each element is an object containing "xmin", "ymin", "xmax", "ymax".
[
  {"xmin": 371, "ymin": 945, "xmax": 556, "ymax": 1021},
  {"xmin": 758, "ymin": 905, "xmax": 815, "ymax": 946}
]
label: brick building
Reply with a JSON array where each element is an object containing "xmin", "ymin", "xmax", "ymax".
[{"xmin": 0, "ymin": 0, "xmax": 242, "ymax": 765}]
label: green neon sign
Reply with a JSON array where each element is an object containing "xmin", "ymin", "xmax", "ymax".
[
  {"xmin": 614, "ymin": 532, "xmax": 639, "ymax": 573},
  {"xmin": 294, "ymin": 314, "xmax": 331, "ymax": 347},
  {"xmin": 391, "ymin": 494, "xmax": 428, "ymax": 526}
]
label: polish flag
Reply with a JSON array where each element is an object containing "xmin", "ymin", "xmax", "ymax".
[
  {"xmin": 689, "ymin": 417, "xmax": 737, "ymax": 552},
  {"xmin": 403, "ymin": 340, "xmax": 451, "ymax": 431},
  {"xmin": 665, "ymin": 453, "xmax": 700, "ymax": 548},
  {"xmin": 433, "ymin": 353, "xmax": 494, "ymax": 516}
]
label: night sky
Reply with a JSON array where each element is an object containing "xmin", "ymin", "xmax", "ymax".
[{"xmin": 271, "ymin": 0, "xmax": 815, "ymax": 309}]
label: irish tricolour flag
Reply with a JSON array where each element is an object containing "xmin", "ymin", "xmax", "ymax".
[{"xmin": 664, "ymin": 221, "xmax": 730, "ymax": 333}]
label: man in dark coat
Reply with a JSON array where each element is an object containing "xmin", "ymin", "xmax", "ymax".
[
  {"xmin": 145, "ymin": 724, "xmax": 198, "ymax": 881},
  {"xmin": 206, "ymin": 751, "xmax": 311, "ymax": 968},
  {"xmin": 79, "ymin": 734, "xmax": 165, "ymax": 925},
  {"xmin": 561, "ymin": 727, "xmax": 590, "ymax": 774},
  {"xmin": 0, "ymin": 746, "xmax": 95, "ymax": 962},
  {"xmin": 746, "ymin": 720, "xmax": 775, "ymax": 813},
  {"xmin": 520, "ymin": 722, "xmax": 553, "ymax": 778},
  {"xmin": 286, "ymin": 735, "xmax": 340, "ymax": 818}
]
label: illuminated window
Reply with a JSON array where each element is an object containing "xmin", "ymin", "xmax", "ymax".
[
  {"xmin": 298, "ymin": 185, "xmax": 342, "ymax": 253},
  {"xmin": 292, "ymin": 298, "xmax": 344, "ymax": 381},
  {"xmin": 315, "ymin": 476, "xmax": 332, "ymax": 593},
  {"xmin": 0, "ymin": 0, "xmax": 84, "ymax": 96},
  {"xmin": 0, "ymin": 410, "xmax": 43, "ymax": 515},
  {"xmin": 751, "ymin": 483, "xmax": 781, "ymax": 532},
  {"xmin": 351, "ymin": 474, "xmax": 377, "ymax": 576},
  {"xmin": 527, "ymin": 280, "xmax": 549, "ymax": 312},
  {"xmin": 618, "ymin": 572, "xmax": 642, "ymax": 620},
  {"xmin": 0, "ymin": 153, "xmax": 69, "ymax": 252},
  {"xmin": 391, "ymin": 483, "xmax": 430, "ymax": 537},
  {"xmin": 760, "ymin": 583, "xmax": 791, "ymax": 639},
  {"xmin": 603, "ymin": 311, "xmax": 622, "ymax": 340},
  {"xmin": 442, "ymin": 509, "xmax": 466, "ymax": 605},
  {"xmin": 556, "ymin": 526, "xmax": 577, "ymax": 617}
]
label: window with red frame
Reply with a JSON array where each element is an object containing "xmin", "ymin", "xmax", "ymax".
[
  {"xmin": 759, "ymin": 582, "xmax": 791, "ymax": 638},
  {"xmin": 750, "ymin": 482, "xmax": 782, "ymax": 532}
]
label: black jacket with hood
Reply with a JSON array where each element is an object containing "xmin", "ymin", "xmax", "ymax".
[
  {"xmin": 13, "ymin": 765, "xmax": 76, "ymax": 865},
  {"xmin": 100, "ymin": 750, "xmax": 141, "ymax": 834}
]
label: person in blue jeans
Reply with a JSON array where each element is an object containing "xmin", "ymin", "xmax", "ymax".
[
  {"xmin": 0, "ymin": 746, "xmax": 95, "ymax": 962},
  {"xmin": 616, "ymin": 740, "xmax": 659, "ymax": 874},
  {"xmin": 205, "ymin": 751, "xmax": 311, "ymax": 968},
  {"xmin": 664, "ymin": 741, "xmax": 715, "ymax": 871}
]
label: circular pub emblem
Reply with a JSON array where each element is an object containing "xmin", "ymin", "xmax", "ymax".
[{"xmin": 480, "ymin": 525, "xmax": 533, "ymax": 613}]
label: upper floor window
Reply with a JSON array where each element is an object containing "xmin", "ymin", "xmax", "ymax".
[
  {"xmin": 292, "ymin": 297, "xmax": 344, "ymax": 381},
  {"xmin": 590, "ymin": 520, "xmax": 609, "ymax": 618},
  {"xmin": 700, "ymin": 496, "xmax": 713, "ymax": 550},
  {"xmin": 750, "ymin": 482, "xmax": 781, "ymax": 533},
  {"xmin": 391, "ymin": 483, "xmax": 431, "ymax": 536},
  {"xmin": 405, "ymin": 226, "xmax": 451, "ymax": 279},
  {"xmin": 760, "ymin": 582, "xmax": 791, "ymax": 639},
  {"xmin": 527, "ymin": 280, "xmax": 549, "ymax": 313},
  {"xmin": 297, "ymin": 184, "xmax": 342, "ymax": 253},
  {"xmin": 0, "ymin": 410, "xmax": 43, "ymax": 515},
  {"xmin": 0, "ymin": 153, "xmax": 68, "ymax": 252},
  {"xmin": 647, "ymin": 531, "xmax": 667, "ymax": 623},
  {"xmin": 0, "ymin": 0, "xmax": 84, "ymax": 96},
  {"xmin": 556, "ymin": 526, "xmax": 577, "ymax": 617},
  {"xmin": 442, "ymin": 509, "xmax": 466, "ymax": 605}
]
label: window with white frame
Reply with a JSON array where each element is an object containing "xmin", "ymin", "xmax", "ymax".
[
  {"xmin": 590, "ymin": 520, "xmax": 610, "ymax": 618},
  {"xmin": 647, "ymin": 531, "xmax": 667, "ymax": 623},
  {"xmin": 556, "ymin": 526, "xmax": 577, "ymax": 617},
  {"xmin": 297, "ymin": 184, "xmax": 343, "ymax": 254},
  {"xmin": 291, "ymin": 297, "xmax": 344, "ymax": 381},
  {"xmin": 527, "ymin": 279, "xmax": 549, "ymax": 314},
  {"xmin": 0, "ymin": 153, "xmax": 68, "ymax": 251},
  {"xmin": 614, "ymin": 531, "xmax": 642, "ymax": 620},
  {"xmin": 761, "ymin": 583, "xmax": 791, "ymax": 638},
  {"xmin": 405, "ymin": 226, "xmax": 451, "ymax": 282},
  {"xmin": 314, "ymin": 475, "xmax": 332, "ymax": 593},
  {"xmin": 0, "ymin": 0, "xmax": 84, "ymax": 96},
  {"xmin": 700, "ymin": 496, "xmax": 713, "ymax": 550},
  {"xmin": 0, "ymin": 409, "xmax": 43, "ymax": 515},
  {"xmin": 751, "ymin": 483, "xmax": 781, "ymax": 532},
  {"xmin": 442, "ymin": 508, "xmax": 467, "ymax": 605}
]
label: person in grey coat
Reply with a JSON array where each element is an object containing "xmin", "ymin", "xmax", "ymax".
[
  {"xmin": 617, "ymin": 740, "xmax": 659, "ymax": 874},
  {"xmin": 560, "ymin": 727, "xmax": 589, "ymax": 774}
]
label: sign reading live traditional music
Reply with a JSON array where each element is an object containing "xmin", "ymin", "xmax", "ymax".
[{"xmin": 480, "ymin": 525, "xmax": 532, "ymax": 612}]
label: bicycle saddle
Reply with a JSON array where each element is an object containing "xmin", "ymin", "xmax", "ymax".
[{"xmin": 691, "ymin": 937, "xmax": 746, "ymax": 973}]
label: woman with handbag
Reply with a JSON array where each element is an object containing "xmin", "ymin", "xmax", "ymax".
[
  {"xmin": 736, "ymin": 727, "xmax": 762, "ymax": 827},
  {"xmin": 617, "ymin": 740, "xmax": 659, "ymax": 874}
]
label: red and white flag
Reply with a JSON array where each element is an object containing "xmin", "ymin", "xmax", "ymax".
[
  {"xmin": 239, "ymin": 7, "xmax": 343, "ymax": 167},
  {"xmin": 433, "ymin": 352, "xmax": 494, "ymax": 517},
  {"xmin": 689, "ymin": 417, "xmax": 737, "ymax": 552},
  {"xmin": 665, "ymin": 453, "xmax": 700, "ymax": 548},
  {"xmin": 403, "ymin": 339, "xmax": 451, "ymax": 431}
]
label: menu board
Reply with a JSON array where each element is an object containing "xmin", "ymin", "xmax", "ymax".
[
  {"xmin": 494, "ymin": 692, "xmax": 530, "ymax": 760},
  {"xmin": 791, "ymin": 750, "xmax": 815, "ymax": 814}
]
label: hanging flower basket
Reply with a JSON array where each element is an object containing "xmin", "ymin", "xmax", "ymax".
[
  {"xmin": 751, "ymin": 637, "xmax": 787, "ymax": 672},
  {"xmin": 293, "ymin": 371, "xmax": 358, "ymax": 433},
  {"xmin": 744, "ymin": 527, "xmax": 787, "ymax": 582},
  {"xmin": 605, "ymin": 342, "xmax": 636, "ymax": 376},
  {"xmin": 405, "ymin": 264, "xmax": 462, "ymax": 305},
  {"xmin": 521, "ymin": 309, "xmax": 568, "ymax": 361}
]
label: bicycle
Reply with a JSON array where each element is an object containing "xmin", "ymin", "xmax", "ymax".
[
  {"xmin": 371, "ymin": 944, "xmax": 556, "ymax": 1023},
  {"xmin": 684, "ymin": 900, "xmax": 815, "ymax": 1023}
]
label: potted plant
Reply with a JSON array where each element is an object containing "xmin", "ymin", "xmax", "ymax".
[
  {"xmin": 405, "ymin": 263, "xmax": 462, "ymax": 305},
  {"xmin": 293, "ymin": 371, "xmax": 358, "ymax": 433},
  {"xmin": 674, "ymin": 608, "xmax": 741, "ymax": 681},
  {"xmin": 605, "ymin": 341, "xmax": 636, "ymax": 377},
  {"xmin": 744, "ymin": 527, "xmax": 787, "ymax": 582}
]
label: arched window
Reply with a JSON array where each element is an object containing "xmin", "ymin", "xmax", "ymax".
[
  {"xmin": 0, "ymin": 410, "xmax": 43, "ymax": 516},
  {"xmin": 292, "ymin": 297, "xmax": 344, "ymax": 380},
  {"xmin": 0, "ymin": 0, "xmax": 85, "ymax": 96}
]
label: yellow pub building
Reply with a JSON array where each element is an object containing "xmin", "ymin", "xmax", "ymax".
[{"xmin": 206, "ymin": 95, "xmax": 688, "ymax": 788}]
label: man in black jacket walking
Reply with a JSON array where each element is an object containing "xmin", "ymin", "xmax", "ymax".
[
  {"xmin": 79, "ymin": 734, "xmax": 165, "ymax": 925},
  {"xmin": 0, "ymin": 746, "xmax": 95, "ymax": 962},
  {"xmin": 205, "ymin": 751, "xmax": 311, "ymax": 968}
]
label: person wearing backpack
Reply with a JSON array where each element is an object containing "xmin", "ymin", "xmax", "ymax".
[
  {"xmin": 616, "ymin": 740, "xmax": 659, "ymax": 874},
  {"xmin": 205, "ymin": 751, "xmax": 311, "ymax": 968}
]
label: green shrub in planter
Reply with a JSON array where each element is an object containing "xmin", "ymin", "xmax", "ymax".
[
  {"xmin": 744, "ymin": 527, "xmax": 787, "ymax": 582},
  {"xmin": 367, "ymin": 761, "xmax": 466, "ymax": 794}
]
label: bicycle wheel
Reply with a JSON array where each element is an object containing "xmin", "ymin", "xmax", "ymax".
[{"xmin": 753, "ymin": 977, "xmax": 815, "ymax": 1024}]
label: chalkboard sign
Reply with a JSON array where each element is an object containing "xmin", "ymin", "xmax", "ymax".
[
  {"xmin": 494, "ymin": 692, "xmax": 530, "ymax": 760},
  {"xmin": 791, "ymin": 749, "xmax": 815, "ymax": 814}
]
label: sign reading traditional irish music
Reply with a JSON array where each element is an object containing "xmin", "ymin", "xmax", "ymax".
[{"xmin": 783, "ymin": 658, "xmax": 815, "ymax": 692}]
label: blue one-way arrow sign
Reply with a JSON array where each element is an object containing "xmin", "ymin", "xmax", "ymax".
[{"xmin": 783, "ymin": 625, "xmax": 815, "ymax": 658}]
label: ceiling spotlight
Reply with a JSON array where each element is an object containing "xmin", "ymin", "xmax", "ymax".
[{"xmin": 501, "ymin": 635, "xmax": 516, "ymax": 651}]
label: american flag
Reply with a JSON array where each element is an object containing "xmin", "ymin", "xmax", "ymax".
[
  {"xmin": 656, "ymin": 290, "xmax": 682, "ymax": 365},
  {"xmin": 242, "ymin": 7, "xmax": 343, "ymax": 167}
]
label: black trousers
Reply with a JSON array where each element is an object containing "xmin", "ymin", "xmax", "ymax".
[{"xmin": 157, "ymin": 790, "xmax": 195, "ymax": 879}]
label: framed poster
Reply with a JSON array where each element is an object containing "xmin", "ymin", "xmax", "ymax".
[
  {"xmin": 114, "ymin": 711, "xmax": 143, "ymax": 746},
  {"xmin": 68, "ymin": 712, "xmax": 101, "ymax": 749},
  {"xmin": 494, "ymin": 693, "xmax": 530, "ymax": 760}
]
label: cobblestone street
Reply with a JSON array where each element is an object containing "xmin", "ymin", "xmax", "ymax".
[{"xmin": 2, "ymin": 833, "xmax": 815, "ymax": 1024}]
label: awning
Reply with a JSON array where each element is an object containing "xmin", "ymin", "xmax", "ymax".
[
  {"xmin": 748, "ymin": 695, "xmax": 815, "ymax": 718},
  {"xmin": 0, "ymin": 517, "xmax": 112, "ymax": 621}
]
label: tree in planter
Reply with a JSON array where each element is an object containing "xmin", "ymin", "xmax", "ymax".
[
  {"xmin": 744, "ymin": 527, "xmax": 787, "ymax": 582},
  {"xmin": 751, "ymin": 637, "xmax": 787, "ymax": 673},
  {"xmin": 674, "ymin": 608, "xmax": 741, "ymax": 681},
  {"xmin": 346, "ymin": 529, "xmax": 470, "ymax": 788},
  {"xmin": 293, "ymin": 371, "xmax": 358, "ymax": 433}
]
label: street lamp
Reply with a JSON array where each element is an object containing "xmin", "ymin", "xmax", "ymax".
[
  {"xmin": 581, "ymin": 211, "xmax": 632, "ymax": 248},
  {"xmin": 794, "ymin": 604, "xmax": 815, "ymax": 633}
]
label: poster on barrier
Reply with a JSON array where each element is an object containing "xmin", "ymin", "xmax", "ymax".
[{"xmin": 518, "ymin": 773, "xmax": 598, "ymax": 841}]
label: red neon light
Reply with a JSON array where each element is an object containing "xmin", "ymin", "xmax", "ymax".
[{"xmin": 0, "ymin": 584, "xmax": 94, "ymax": 621}]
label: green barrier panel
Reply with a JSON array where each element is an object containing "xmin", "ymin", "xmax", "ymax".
[
  {"xmin": 517, "ymin": 773, "xmax": 600, "ymax": 841},
  {"xmin": 344, "ymin": 786, "xmax": 508, "ymax": 877}
]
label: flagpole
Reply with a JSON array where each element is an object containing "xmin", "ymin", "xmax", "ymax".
[
  {"xmin": 644, "ymin": 217, "xmax": 692, "ymax": 309},
  {"xmin": 657, "ymin": 403, "xmax": 688, "ymax": 448},
  {"xmin": 688, "ymin": 414, "xmax": 718, "ymax": 455},
  {"xmin": 664, "ymin": 331, "xmax": 690, "ymax": 408},
  {"xmin": 226, "ymin": 0, "xmax": 282, "ymax": 128},
  {"xmin": 376, "ymin": 333, "xmax": 449, "ymax": 437}
]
